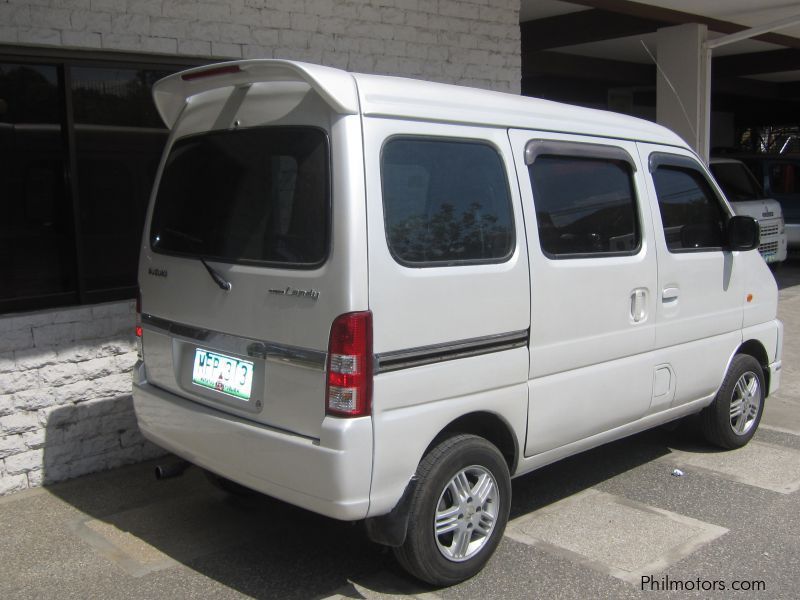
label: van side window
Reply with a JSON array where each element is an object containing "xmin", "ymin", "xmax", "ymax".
[
  {"xmin": 528, "ymin": 154, "xmax": 640, "ymax": 258},
  {"xmin": 381, "ymin": 138, "xmax": 514, "ymax": 265},
  {"xmin": 652, "ymin": 166, "xmax": 727, "ymax": 251}
]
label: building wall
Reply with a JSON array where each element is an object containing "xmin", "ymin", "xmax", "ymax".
[
  {"xmin": 0, "ymin": 0, "xmax": 521, "ymax": 93},
  {"xmin": 0, "ymin": 301, "xmax": 164, "ymax": 495},
  {"xmin": 0, "ymin": 1, "xmax": 521, "ymax": 494}
]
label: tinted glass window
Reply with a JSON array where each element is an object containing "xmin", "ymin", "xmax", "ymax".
[
  {"xmin": 72, "ymin": 67, "xmax": 170, "ymax": 128},
  {"xmin": 72, "ymin": 67, "xmax": 171, "ymax": 295},
  {"xmin": 150, "ymin": 127, "xmax": 329, "ymax": 267},
  {"xmin": 529, "ymin": 156, "xmax": 639, "ymax": 257},
  {"xmin": 0, "ymin": 58, "xmax": 182, "ymax": 314},
  {"xmin": 709, "ymin": 162, "xmax": 762, "ymax": 201},
  {"xmin": 0, "ymin": 63, "xmax": 78, "ymax": 308},
  {"xmin": 382, "ymin": 138, "xmax": 513, "ymax": 265},
  {"xmin": 653, "ymin": 166, "xmax": 727, "ymax": 251}
]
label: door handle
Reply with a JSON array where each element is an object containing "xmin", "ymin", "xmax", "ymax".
[
  {"xmin": 630, "ymin": 288, "xmax": 647, "ymax": 322},
  {"xmin": 662, "ymin": 286, "xmax": 680, "ymax": 302}
]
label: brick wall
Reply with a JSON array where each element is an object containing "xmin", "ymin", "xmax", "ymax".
[
  {"xmin": 0, "ymin": 302, "xmax": 164, "ymax": 495},
  {"xmin": 0, "ymin": 0, "xmax": 521, "ymax": 93}
]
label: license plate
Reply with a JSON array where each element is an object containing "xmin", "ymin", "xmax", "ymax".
[{"xmin": 192, "ymin": 348, "xmax": 254, "ymax": 401}]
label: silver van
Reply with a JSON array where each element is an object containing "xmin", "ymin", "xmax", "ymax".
[{"xmin": 133, "ymin": 60, "xmax": 783, "ymax": 586}]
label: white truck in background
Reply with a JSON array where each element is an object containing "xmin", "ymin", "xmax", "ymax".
[{"xmin": 709, "ymin": 157, "xmax": 787, "ymax": 269}]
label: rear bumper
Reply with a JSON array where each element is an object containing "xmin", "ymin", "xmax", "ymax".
[{"xmin": 132, "ymin": 362, "xmax": 372, "ymax": 520}]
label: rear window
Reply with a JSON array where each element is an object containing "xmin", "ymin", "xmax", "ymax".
[{"xmin": 150, "ymin": 126, "xmax": 329, "ymax": 267}]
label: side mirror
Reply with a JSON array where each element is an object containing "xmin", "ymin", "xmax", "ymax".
[{"xmin": 727, "ymin": 215, "xmax": 760, "ymax": 251}]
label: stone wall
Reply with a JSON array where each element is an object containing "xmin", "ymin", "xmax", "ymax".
[
  {"xmin": 0, "ymin": 302, "xmax": 164, "ymax": 495},
  {"xmin": 0, "ymin": 0, "xmax": 521, "ymax": 93}
]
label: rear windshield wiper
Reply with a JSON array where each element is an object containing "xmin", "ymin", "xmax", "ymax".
[{"xmin": 200, "ymin": 258, "xmax": 232, "ymax": 291}]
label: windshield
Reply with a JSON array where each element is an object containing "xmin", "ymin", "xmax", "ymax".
[
  {"xmin": 150, "ymin": 126, "xmax": 329, "ymax": 267},
  {"xmin": 709, "ymin": 162, "xmax": 763, "ymax": 202}
]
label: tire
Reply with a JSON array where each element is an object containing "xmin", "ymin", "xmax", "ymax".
[
  {"xmin": 204, "ymin": 470, "xmax": 258, "ymax": 497},
  {"xmin": 699, "ymin": 354, "xmax": 765, "ymax": 449},
  {"xmin": 393, "ymin": 434, "xmax": 511, "ymax": 587}
]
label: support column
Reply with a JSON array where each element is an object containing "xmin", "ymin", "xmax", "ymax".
[{"xmin": 656, "ymin": 24, "xmax": 711, "ymax": 162}]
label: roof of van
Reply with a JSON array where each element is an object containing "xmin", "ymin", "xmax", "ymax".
[{"xmin": 153, "ymin": 59, "xmax": 686, "ymax": 148}]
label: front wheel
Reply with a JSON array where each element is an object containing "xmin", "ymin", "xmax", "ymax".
[
  {"xmin": 700, "ymin": 354, "xmax": 765, "ymax": 449},
  {"xmin": 393, "ymin": 434, "xmax": 511, "ymax": 586}
]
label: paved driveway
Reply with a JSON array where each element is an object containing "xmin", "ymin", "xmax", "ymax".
[{"xmin": 2, "ymin": 264, "xmax": 799, "ymax": 599}]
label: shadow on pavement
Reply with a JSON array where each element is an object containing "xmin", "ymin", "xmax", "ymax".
[
  {"xmin": 509, "ymin": 428, "xmax": 676, "ymax": 520},
  {"xmin": 39, "ymin": 422, "xmax": 697, "ymax": 597},
  {"xmin": 44, "ymin": 458, "xmax": 399, "ymax": 599}
]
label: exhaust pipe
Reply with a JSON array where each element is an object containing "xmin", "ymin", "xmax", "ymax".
[{"xmin": 155, "ymin": 460, "xmax": 190, "ymax": 480}]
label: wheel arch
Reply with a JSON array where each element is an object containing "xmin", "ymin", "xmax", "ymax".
[
  {"xmin": 425, "ymin": 411, "xmax": 519, "ymax": 475},
  {"xmin": 736, "ymin": 339, "xmax": 770, "ymax": 394}
]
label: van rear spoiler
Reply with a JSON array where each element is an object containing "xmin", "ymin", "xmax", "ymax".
[{"xmin": 152, "ymin": 59, "xmax": 360, "ymax": 128}]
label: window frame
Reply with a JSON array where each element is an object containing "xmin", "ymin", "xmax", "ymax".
[
  {"xmin": 525, "ymin": 139, "xmax": 643, "ymax": 260},
  {"xmin": 649, "ymin": 152, "xmax": 733, "ymax": 254},
  {"xmin": 379, "ymin": 134, "xmax": 516, "ymax": 268},
  {"xmin": 0, "ymin": 47, "xmax": 207, "ymax": 314}
]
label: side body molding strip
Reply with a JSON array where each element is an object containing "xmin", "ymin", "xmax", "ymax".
[{"xmin": 375, "ymin": 330, "xmax": 529, "ymax": 374}]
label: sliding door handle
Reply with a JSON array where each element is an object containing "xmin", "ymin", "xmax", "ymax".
[{"xmin": 662, "ymin": 286, "xmax": 680, "ymax": 302}]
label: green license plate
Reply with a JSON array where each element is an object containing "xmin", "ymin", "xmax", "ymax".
[{"xmin": 192, "ymin": 348, "xmax": 254, "ymax": 401}]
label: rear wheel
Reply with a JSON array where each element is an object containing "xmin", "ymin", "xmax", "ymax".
[
  {"xmin": 700, "ymin": 354, "xmax": 765, "ymax": 449},
  {"xmin": 393, "ymin": 434, "xmax": 511, "ymax": 586}
]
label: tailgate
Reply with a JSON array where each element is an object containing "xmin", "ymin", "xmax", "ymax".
[{"xmin": 138, "ymin": 68, "xmax": 367, "ymax": 439}]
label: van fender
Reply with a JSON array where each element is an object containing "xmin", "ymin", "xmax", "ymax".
[{"xmin": 733, "ymin": 336, "xmax": 773, "ymax": 395}]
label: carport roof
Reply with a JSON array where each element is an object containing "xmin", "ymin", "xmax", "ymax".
[
  {"xmin": 521, "ymin": 0, "xmax": 800, "ymax": 84},
  {"xmin": 520, "ymin": 0, "xmax": 800, "ymax": 130}
]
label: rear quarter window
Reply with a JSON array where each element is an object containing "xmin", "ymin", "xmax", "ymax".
[{"xmin": 381, "ymin": 137, "xmax": 514, "ymax": 266}]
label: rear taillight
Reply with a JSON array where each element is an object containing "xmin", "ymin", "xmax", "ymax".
[
  {"xmin": 325, "ymin": 311, "xmax": 373, "ymax": 417},
  {"xmin": 135, "ymin": 290, "xmax": 143, "ymax": 360},
  {"xmin": 135, "ymin": 289, "xmax": 142, "ymax": 338}
]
